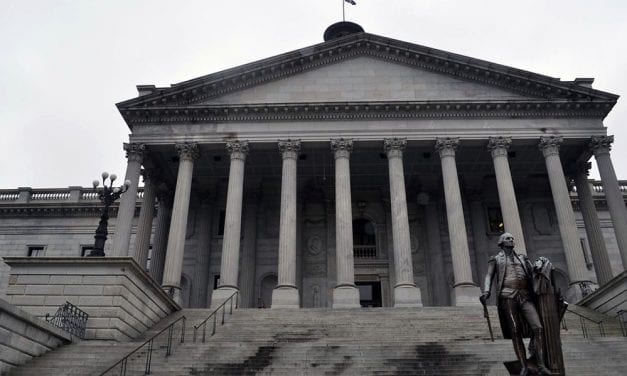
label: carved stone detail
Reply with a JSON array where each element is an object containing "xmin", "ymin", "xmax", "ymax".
[
  {"xmin": 226, "ymin": 140, "xmax": 249, "ymax": 160},
  {"xmin": 278, "ymin": 139, "xmax": 301, "ymax": 159},
  {"xmin": 124, "ymin": 143, "xmax": 146, "ymax": 162},
  {"xmin": 538, "ymin": 136, "xmax": 563, "ymax": 157},
  {"xmin": 487, "ymin": 136, "xmax": 512, "ymax": 158},
  {"xmin": 175, "ymin": 142, "xmax": 199, "ymax": 161},
  {"xmin": 307, "ymin": 235, "xmax": 322, "ymax": 256},
  {"xmin": 435, "ymin": 137, "xmax": 459, "ymax": 157},
  {"xmin": 384, "ymin": 138, "xmax": 406, "ymax": 159},
  {"xmin": 589, "ymin": 135, "xmax": 614, "ymax": 156},
  {"xmin": 330, "ymin": 138, "xmax": 353, "ymax": 159}
]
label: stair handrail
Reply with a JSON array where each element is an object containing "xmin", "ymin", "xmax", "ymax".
[
  {"xmin": 99, "ymin": 314, "xmax": 187, "ymax": 376},
  {"xmin": 563, "ymin": 307, "xmax": 605, "ymax": 338},
  {"xmin": 193, "ymin": 291, "xmax": 239, "ymax": 343}
]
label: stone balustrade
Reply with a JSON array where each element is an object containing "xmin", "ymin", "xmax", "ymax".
[{"xmin": 0, "ymin": 186, "xmax": 145, "ymax": 204}]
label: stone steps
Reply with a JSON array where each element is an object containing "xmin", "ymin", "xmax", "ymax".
[{"xmin": 7, "ymin": 306, "xmax": 626, "ymax": 376}]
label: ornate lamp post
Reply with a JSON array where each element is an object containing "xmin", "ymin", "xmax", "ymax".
[{"xmin": 88, "ymin": 172, "xmax": 131, "ymax": 257}]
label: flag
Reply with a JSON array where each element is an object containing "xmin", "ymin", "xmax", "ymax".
[{"xmin": 345, "ymin": 0, "xmax": 356, "ymax": 5}]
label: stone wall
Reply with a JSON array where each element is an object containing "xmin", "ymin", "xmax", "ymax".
[
  {"xmin": 0, "ymin": 297, "xmax": 71, "ymax": 374},
  {"xmin": 3, "ymin": 257, "xmax": 179, "ymax": 341}
]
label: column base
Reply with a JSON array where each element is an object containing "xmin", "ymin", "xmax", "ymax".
[
  {"xmin": 162, "ymin": 285, "xmax": 181, "ymax": 305},
  {"xmin": 452, "ymin": 284, "xmax": 482, "ymax": 306},
  {"xmin": 332, "ymin": 284, "xmax": 361, "ymax": 308},
  {"xmin": 210, "ymin": 286, "xmax": 239, "ymax": 310},
  {"xmin": 393, "ymin": 284, "xmax": 423, "ymax": 307},
  {"xmin": 271, "ymin": 285, "xmax": 300, "ymax": 309}
]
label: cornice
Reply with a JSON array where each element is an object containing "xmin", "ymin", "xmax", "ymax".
[
  {"xmin": 119, "ymin": 99, "xmax": 614, "ymax": 126},
  {"xmin": 117, "ymin": 33, "xmax": 618, "ymax": 115}
]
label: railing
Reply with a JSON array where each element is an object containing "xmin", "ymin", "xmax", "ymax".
[
  {"xmin": 99, "ymin": 315, "xmax": 186, "ymax": 376},
  {"xmin": 618, "ymin": 310, "xmax": 627, "ymax": 337},
  {"xmin": 45, "ymin": 301, "xmax": 89, "ymax": 339},
  {"xmin": 354, "ymin": 245, "xmax": 377, "ymax": 258},
  {"xmin": 0, "ymin": 187, "xmax": 145, "ymax": 203},
  {"xmin": 562, "ymin": 308, "xmax": 605, "ymax": 338},
  {"xmin": 193, "ymin": 291, "xmax": 239, "ymax": 343}
]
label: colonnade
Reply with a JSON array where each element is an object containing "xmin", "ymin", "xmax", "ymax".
[{"xmin": 113, "ymin": 135, "xmax": 627, "ymax": 307}]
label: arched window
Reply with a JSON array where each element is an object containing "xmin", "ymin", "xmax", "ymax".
[{"xmin": 353, "ymin": 218, "xmax": 376, "ymax": 258}]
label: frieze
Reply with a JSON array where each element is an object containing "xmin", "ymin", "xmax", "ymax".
[
  {"xmin": 0, "ymin": 206, "xmax": 134, "ymax": 218},
  {"xmin": 118, "ymin": 34, "xmax": 617, "ymax": 111},
  {"xmin": 120, "ymin": 100, "xmax": 614, "ymax": 125}
]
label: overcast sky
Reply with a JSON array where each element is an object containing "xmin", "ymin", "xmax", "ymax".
[{"xmin": 1, "ymin": 0, "xmax": 625, "ymax": 189}]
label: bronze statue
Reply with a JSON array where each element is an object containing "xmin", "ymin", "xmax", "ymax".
[{"xmin": 480, "ymin": 233, "xmax": 563, "ymax": 376}]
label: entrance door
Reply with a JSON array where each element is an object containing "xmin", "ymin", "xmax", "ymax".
[
  {"xmin": 356, "ymin": 281, "xmax": 382, "ymax": 307},
  {"xmin": 259, "ymin": 274, "xmax": 277, "ymax": 308}
]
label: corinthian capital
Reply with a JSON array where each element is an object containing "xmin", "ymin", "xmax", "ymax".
[
  {"xmin": 226, "ymin": 140, "xmax": 249, "ymax": 161},
  {"xmin": 124, "ymin": 143, "xmax": 146, "ymax": 162},
  {"xmin": 538, "ymin": 136, "xmax": 563, "ymax": 157},
  {"xmin": 383, "ymin": 138, "xmax": 406, "ymax": 159},
  {"xmin": 330, "ymin": 138, "xmax": 353, "ymax": 159},
  {"xmin": 175, "ymin": 142, "xmax": 200, "ymax": 161},
  {"xmin": 487, "ymin": 137, "xmax": 512, "ymax": 158},
  {"xmin": 589, "ymin": 135, "xmax": 614, "ymax": 156},
  {"xmin": 278, "ymin": 139, "xmax": 301, "ymax": 159},
  {"xmin": 435, "ymin": 137, "xmax": 459, "ymax": 157}
]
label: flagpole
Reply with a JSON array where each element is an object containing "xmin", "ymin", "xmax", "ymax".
[{"xmin": 342, "ymin": 0, "xmax": 345, "ymax": 21}]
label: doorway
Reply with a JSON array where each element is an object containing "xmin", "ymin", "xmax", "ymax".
[
  {"xmin": 259, "ymin": 274, "xmax": 277, "ymax": 308},
  {"xmin": 356, "ymin": 281, "xmax": 382, "ymax": 307}
]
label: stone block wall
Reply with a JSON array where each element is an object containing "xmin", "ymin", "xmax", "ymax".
[
  {"xmin": 3, "ymin": 257, "xmax": 179, "ymax": 341},
  {"xmin": 0, "ymin": 297, "xmax": 71, "ymax": 374}
]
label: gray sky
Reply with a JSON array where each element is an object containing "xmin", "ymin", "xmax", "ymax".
[{"xmin": 1, "ymin": 0, "xmax": 625, "ymax": 188}]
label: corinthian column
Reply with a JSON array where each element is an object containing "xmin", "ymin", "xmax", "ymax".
[
  {"xmin": 272, "ymin": 140, "xmax": 301, "ymax": 308},
  {"xmin": 113, "ymin": 143, "xmax": 145, "ymax": 256},
  {"xmin": 539, "ymin": 136, "xmax": 590, "ymax": 298},
  {"xmin": 133, "ymin": 168, "xmax": 158, "ymax": 270},
  {"xmin": 162, "ymin": 142, "xmax": 199, "ymax": 304},
  {"xmin": 589, "ymin": 135, "xmax": 627, "ymax": 269},
  {"xmin": 435, "ymin": 138, "xmax": 481, "ymax": 306},
  {"xmin": 331, "ymin": 138, "xmax": 360, "ymax": 308},
  {"xmin": 211, "ymin": 141, "xmax": 248, "ymax": 308},
  {"xmin": 190, "ymin": 195, "xmax": 214, "ymax": 308},
  {"xmin": 487, "ymin": 137, "xmax": 527, "ymax": 253},
  {"xmin": 384, "ymin": 138, "xmax": 422, "ymax": 307},
  {"xmin": 572, "ymin": 162, "xmax": 613, "ymax": 285},
  {"xmin": 150, "ymin": 187, "xmax": 172, "ymax": 285}
]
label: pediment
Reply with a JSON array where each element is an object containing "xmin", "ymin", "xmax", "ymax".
[
  {"xmin": 197, "ymin": 56, "xmax": 530, "ymax": 105},
  {"xmin": 117, "ymin": 33, "xmax": 618, "ymax": 125}
]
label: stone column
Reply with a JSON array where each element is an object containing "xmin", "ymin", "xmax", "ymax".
[
  {"xmin": 162, "ymin": 143, "xmax": 199, "ymax": 303},
  {"xmin": 191, "ymin": 195, "xmax": 214, "ymax": 308},
  {"xmin": 539, "ymin": 136, "xmax": 590, "ymax": 298},
  {"xmin": 384, "ymin": 138, "xmax": 422, "ymax": 307},
  {"xmin": 211, "ymin": 141, "xmax": 248, "ymax": 307},
  {"xmin": 150, "ymin": 187, "xmax": 172, "ymax": 284},
  {"xmin": 572, "ymin": 162, "xmax": 614, "ymax": 285},
  {"xmin": 589, "ymin": 135, "xmax": 627, "ymax": 269},
  {"xmin": 133, "ymin": 168, "xmax": 158, "ymax": 270},
  {"xmin": 419, "ymin": 194, "xmax": 449, "ymax": 306},
  {"xmin": 468, "ymin": 191, "xmax": 490, "ymax": 287},
  {"xmin": 272, "ymin": 140, "xmax": 301, "ymax": 308},
  {"xmin": 239, "ymin": 191, "xmax": 259, "ymax": 308},
  {"xmin": 487, "ymin": 137, "xmax": 527, "ymax": 253},
  {"xmin": 435, "ymin": 138, "xmax": 481, "ymax": 306},
  {"xmin": 113, "ymin": 143, "xmax": 145, "ymax": 256},
  {"xmin": 330, "ymin": 138, "xmax": 360, "ymax": 308}
]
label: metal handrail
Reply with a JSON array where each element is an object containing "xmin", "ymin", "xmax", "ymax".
[
  {"xmin": 99, "ymin": 315, "xmax": 186, "ymax": 375},
  {"xmin": 563, "ymin": 308, "xmax": 605, "ymax": 338},
  {"xmin": 193, "ymin": 291, "xmax": 239, "ymax": 343}
]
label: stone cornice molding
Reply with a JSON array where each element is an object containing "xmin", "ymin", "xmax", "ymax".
[
  {"xmin": 278, "ymin": 139, "xmax": 301, "ymax": 159},
  {"xmin": 435, "ymin": 137, "xmax": 460, "ymax": 158},
  {"xmin": 118, "ymin": 100, "xmax": 615, "ymax": 126},
  {"xmin": 487, "ymin": 136, "xmax": 512, "ymax": 158},
  {"xmin": 117, "ymin": 33, "xmax": 618, "ymax": 115},
  {"xmin": 539, "ymin": 136, "xmax": 563, "ymax": 157},
  {"xmin": 175, "ymin": 142, "xmax": 200, "ymax": 161},
  {"xmin": 589, "ymin": 135, "xmax": 614, "ymax": 156},
  {"xmin": 330, "ymin": 138, "xmax": 353, "ymax": 159},
  {"xmin": 383, "ymin": 138, "xmax": 406, "ymax": 159},
  {"xmin": 123, "ymin": 142, "xmax": 146, "ymax": 162},
  {"xmin": 226, "ymin": 140, "xmax": 249, "ymax": 161}
]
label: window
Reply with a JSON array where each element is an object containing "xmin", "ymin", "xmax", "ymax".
[
  {"xmin": 217, "ymin": 210, "xmax": 226, "ymax": 236},
  {"xmin": 580, "ymin": 238, "xmax": 593, "ymax": 269},
  {"xmin": 28, "ymin": 246, "xmax": 45, "ymax": 257},
  {"xmin": 486, "ymin": 206, "xmax": 504, "ymax": 234},
  {"xmin": 145, "ymin": 245, "xmax": 153, "ymax": 271},
  {"xmin": 81, "ymin": 246, "xmax": 94, "ymax": 257},
  {"xmin": 213, "ymin": 275, "xmax": 221, "ymax": 290},
  {"xmin": 353, "ymin": 219, "xmax": 376, "ymax": 258}
]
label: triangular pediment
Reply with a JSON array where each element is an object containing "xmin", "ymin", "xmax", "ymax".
[{"xmin": 117, "ymin": 33, "xmax": 617, "ymax": 125}]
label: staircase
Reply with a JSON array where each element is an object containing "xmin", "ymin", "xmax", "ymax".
[{"xmin": 7, "ymin": 306, "xmax": 626, "ymax": 376}]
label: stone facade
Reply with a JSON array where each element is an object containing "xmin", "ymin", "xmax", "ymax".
[{"xmin": 1, "ymin": 30, "xmax": 626, "ymax": 312}]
